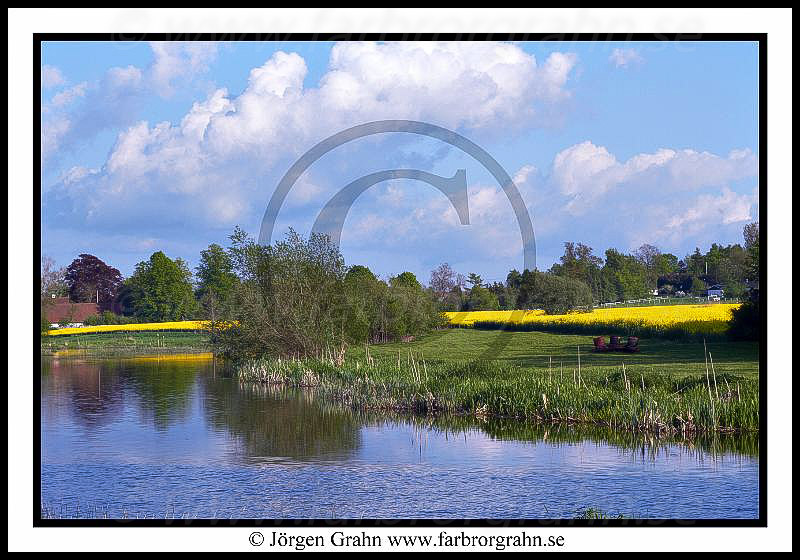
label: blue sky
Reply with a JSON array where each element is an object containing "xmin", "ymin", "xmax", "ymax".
[{"xmin": 41, "ymin": 40, "xmax": 759, "ymax": 283}]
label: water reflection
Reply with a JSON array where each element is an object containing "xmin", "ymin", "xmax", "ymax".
[
  {"xmin": 118, "ymin": 357, "xmax": 197, "ymax": 431},
  {"xmin": 41, "ymin": 357, "xmax": 125, "ymax": 429},
  {"xmin": 41, "ymin": 355, "xmax": 759, "ymax": 462},
  {"xmin": 42, "ymin": 355, "xmax": 361, "ymax": 463},
  {"xmin": 40, "ymin": 354, "xmax": 759, "ymax": 519},
  {"xmin": 351, "ymin": 412, "xmax": 760, "ymax": 459},
  {"xmin": 201, "ymin": 379, "xmax": 361, "ymax": 463}
]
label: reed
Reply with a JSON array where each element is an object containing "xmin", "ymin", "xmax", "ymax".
[
  {"xmin": 237, "ymin": 351, "xmax": 759, "ymax": 434},
  {"xmin": 574, "ymin": 507, "xmax": 627, "ymax": 519}
]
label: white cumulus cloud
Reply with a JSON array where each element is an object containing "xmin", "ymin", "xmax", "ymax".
[
  {"xmin": 44, "ymin": 42, "xmax": 580, "ymax": 233},
  {"xmin": 551, "ymin": 141, "xmax": 757, "ymax": 214},
  {"xmin": 665, "ymin": 187, "xmax": 756, "ymax": 234},
  {"xmin": 41, "ymin": 43, "xmax": 217, "ymax": 165},
  {"xmin": 609, "ymin": 48, "xmax": 644, "ymax": 68},
  {"xmin": 41, "ymin": 65, "xmax": 66, "ymax": 88},
  {"xmin": 149, "ymin": 41, "xmax": 219, "ymax": 97}
]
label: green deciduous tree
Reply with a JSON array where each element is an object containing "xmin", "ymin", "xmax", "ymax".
[
  {"xmin": 196, "ymin": 243, "xmax": 238, "ymax": 301},
  {"xmin": 743, "ymin": 221, "xmax": 759, "ymax": 281},
  {"xmin": 343, "ymin": 265, "xmax": 388, "ymax": 343},
  {"xmin": 465, "ymin": 284, "xmax": 499, "ymax": 311},
  {"xmin": 550, "ymin": 242, "xmax": 606, "ymax": 302},
  {"xmin": 689, "ymin": 276, "xmax": 706, "ymax": 295},
  {"xmin": 240, "ymin": 229, "xmax": 348, "ymax": 357},
  {"xmin": 386, "ymin": 271, "xmax": 442, "ymax": 339},
  {"xmin": 634, "ymin": 244, "xmax": 679, "ymax": 289},
  {"xmin": 487, "ymin": 281, "xmax": 514, "ymax": 310},
  {"xmin": 390, "ymin": 271, "xmax": 422, "ymax": 290},
  {"xmin": 516, "ymin": 270, "xmax": 593, "ymax": 314},
  {"xmin": 505, "ymin": 269, "xmax": 522, "ymax": 308},
  {"xmin": 127, "ymin": 251, "xmax": 197, "ymax": 321},
  {"xmin": 602, "ymin": 249, "xmax": 649, "ymax": 301},
  {"xmin": 653, "ymin": 252, "xmax": 679, "ymax": 277},
  {"xmin": 195, "ymin": 243, "xmax": 239, "ymax": 332},
  {"xmin": 729, "ymin": 288, "xmax": 760, "ymax": 340},
  {"xmin": 216, "ymin": 230, "xmax": 443, "ymax": 360}
]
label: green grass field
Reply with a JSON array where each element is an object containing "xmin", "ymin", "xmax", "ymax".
[
  {"xmin": 42, "ymin": 328, "xmax": 759, "ymax": 383},
  {"xmin": 40, "ymin": 330, "xmax": 210, "ymax": 355},
  {"xmin": 354, "ymin": 328, "xmax": 760, "ymax": 381}
]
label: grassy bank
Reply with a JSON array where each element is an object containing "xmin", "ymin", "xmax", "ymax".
[
  {"xmin": 354, "ymin": 328, "xmax": 759, "ymax": 378},
  {"xmin": 238, "ymin": 330, "xmax": 759, "ymax": 434},
  {"xmin": 40, "ymin": 330, "xmax": 210, "ymax": 355}
]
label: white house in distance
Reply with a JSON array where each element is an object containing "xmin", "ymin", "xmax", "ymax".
[{"xmin": 707, "ymin": 285, "xmax": 724, "ymax": 298}]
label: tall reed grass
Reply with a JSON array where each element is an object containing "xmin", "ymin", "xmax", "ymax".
[{"xmin": 237, "ymin": 347, "xmax": 758, "ymax": 434}]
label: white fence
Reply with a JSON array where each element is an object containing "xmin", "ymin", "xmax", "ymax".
[{"xmin": 597, "ymin": 296, "xmax": 738, "ymax": 308}]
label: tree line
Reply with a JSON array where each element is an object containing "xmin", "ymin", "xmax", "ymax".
[
  {"xmin": 41, "ymin": 221, "xmax": 760, "ymax": 346},
  {"xmin": 40, "ymin": 227, "xmax": 443, "ymax": 358},
  {"xmin": 430, "ymin": 222, "xmax": 760, "ymax": 314}
]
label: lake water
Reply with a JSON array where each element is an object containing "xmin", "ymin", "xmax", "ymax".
[{"xmin": 40, "ymin": 354, "xmax": 759, "ymax": 520}]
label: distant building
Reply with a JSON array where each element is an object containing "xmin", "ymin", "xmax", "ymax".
[
  {"xmin": 43, "ymin": 296, "xmax": 100, "ymax": 325},
  {"xmin": 706, "ymin": 285, "xmax": 724, "ymax": 298}
]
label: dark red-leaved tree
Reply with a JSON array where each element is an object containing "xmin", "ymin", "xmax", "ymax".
[{"xmin": 64, "ymin": 254, "xmax": 123, "ymax": 312}]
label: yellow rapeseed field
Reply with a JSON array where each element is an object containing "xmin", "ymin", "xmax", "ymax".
[
  {"xmin": 445, "ymin": 303, "xmax": 740, "ymax": 337},
  {"xmin": 46, "ymin": 321, "xmax": 208, "ymax": 336},
  {"xmin": 46, "ymin": 304, "xmax": 739, "ymax": 339}
]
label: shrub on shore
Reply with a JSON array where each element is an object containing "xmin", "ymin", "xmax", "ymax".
[
  {"xmin": 728, "ymin": 290, "xmax": 760, "ymax": 341},
  {"xmin": 215, "ymin": 229, "xmax": 442, "ymax": 360}
]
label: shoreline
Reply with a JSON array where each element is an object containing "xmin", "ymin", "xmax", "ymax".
[
  {"xmin": 236, "ymin": 353, "xmax": 759, "ymax": 435},
  {"xmin": 253, "ymin": 376, "xmax": 759, "ymax": 436},
  {"xmin": 40, "ymin": 330, "xmax": 211, "ymax": 356},
  {"xmin": 40, "ymin": 330, "xmax": 759, "ymax": 435}
]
